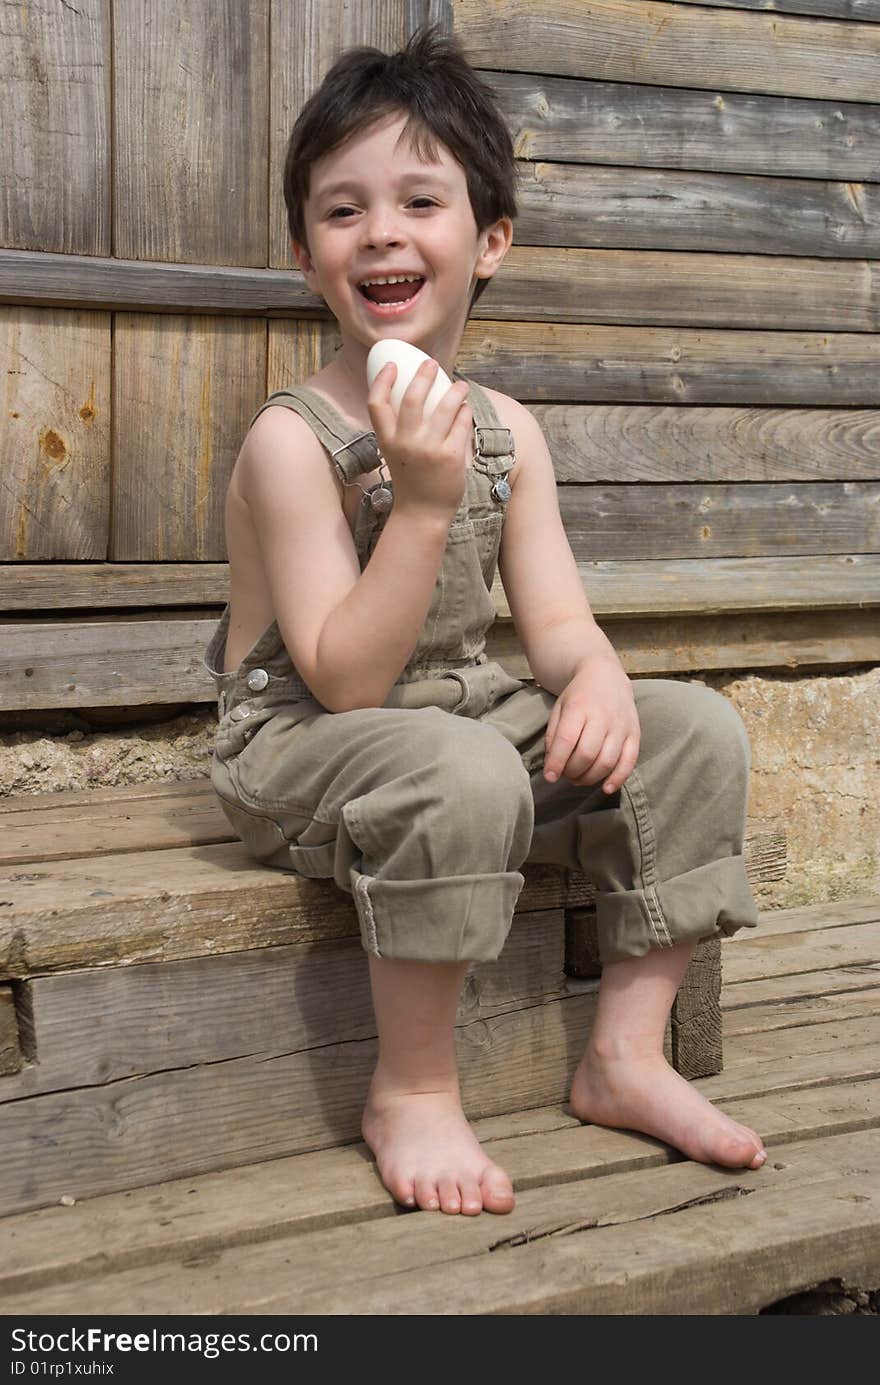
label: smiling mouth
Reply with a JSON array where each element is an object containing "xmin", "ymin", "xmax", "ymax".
[{"xmin": 358, "ymin": 278, "xmax": 426, "ymax": 307}]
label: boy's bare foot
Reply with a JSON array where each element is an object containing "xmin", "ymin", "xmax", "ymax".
[
  {"xmin": 362, "ymin": 1075, "xmax": 515, "ymax": 1215},
  {"xmin": 570, "ymin": 1044, "xmax": 767, "ymax": 1170}
]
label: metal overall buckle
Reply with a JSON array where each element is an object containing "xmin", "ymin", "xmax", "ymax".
[
  {"xmin": 473, "ymin": 425, "xmax": 515, "ymax": 504},
  {"xmin": 330, "ymin": 432, "xmax": 393, "ymax": 514}
]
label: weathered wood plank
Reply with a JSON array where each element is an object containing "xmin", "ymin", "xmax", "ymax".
[
  {"xmin": 0, "ymin": 308, "xmax": 111, "ymax": 561},
  {"xmin": 3, "ymin": 913, "xmax": 575, "ymax": 1098},
  {"xmin": 528, "ymin": 408, "xmax": 880, "ymax": 485},
  {"xmin": 0, "ymin": 0, "xmax": 108, "ymax": 255},
  {"xmin": 457, "ymin": 0, "xmax": 880, "ymax": 102},
  {"xmin": 728, "ymin": 895, "xmax": 880, "ymax": 940},
  {"xmin": 111, "ymin": 313, "xmax": 266, "ymax": 561},
  {"xmin": 6, "ymin": 1127, "xmax": 879, "ymax": 1315},
  {"xmin": 3, "ymin": 604, "xmax": 878, "ymax": 712},
  {"xmin": 456, "ymin": 322, "xmax": 880, "ymax": 405},
  {"xmin": 0, "ymin": 250, "xmax": 312, "ymax": 315},
  {"xmin": 4, "ymin": 1078, "xmax": 880, "ymax": 1299},
  {"xmin": 514, "ymin": 161, "xmax": 880, "ymax": 257},
  {"xmin": 672, "ymin": 2, "xmax": 880, "ymax": 25},
  {"xmin": 723, "ymin": 921, "xmax": 880, "ymax": 987},
  {"xmin": 723, "ymin": 986, "xmax": 880, "ymax": 1038},
  {"xmin": 487, "ymin": 69, "xmax": 880, "ymax": 179},
  {"xmin": 0, "ymin": 993, "xmax": 599, "ymax": 1216},
  {"xmin": 557, "ymin": 482, "xmax": 879, "ymax": 561},
  {"xmin": 5, "ymin": 246, "xmax": 880, "ymax": 331},
  {"xmin": 0, "ymin": 842, "xmax": 571, "ymax": 977},
  {"xmin": 723, "ymin": 964, "xmax": 880, "ymax": 1011},
  {"xmin": 492, "ymin": 247, "xmax": 880, "ymax": 327},
  {"xmin": 5, "ymin": 554, "xmax": 878, "ymax": 614},
  {"xmin": 0, "ymin": 986, "xmax": 21, "ymax": 1077},
  {"xmin": 113, "ymin": 0, "xmax": 268, "ymax": 265},
  {"xmin": 490, "ymin": 607, "xmax": 880, "ymax": 680}
]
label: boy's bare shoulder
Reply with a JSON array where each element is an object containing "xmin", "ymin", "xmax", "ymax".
[{"xmin": 476, "ymin": 385, "xmax": 539, "ymax": 437}]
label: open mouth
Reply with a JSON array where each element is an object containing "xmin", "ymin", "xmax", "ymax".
[{"xmin": 357, "ymin": 278, "xmax": 426, "ymax": 313}]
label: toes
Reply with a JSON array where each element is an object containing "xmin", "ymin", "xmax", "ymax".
[
  {"xmin": 458, "ymin": 1176, "xmax": 483, "ymax": 1216},
  {"xmin": 437, "ymin": 1175, "xmax": 461, "ymax": 1214},
  {"xmin": 481, "ymin": 1165, "xmax": 515, "ymax": 1214},
  {"xmin": 413, "ymin": 1175, "xmax": 440, "ymax": 1212}
]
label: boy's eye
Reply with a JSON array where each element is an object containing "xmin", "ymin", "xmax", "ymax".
[{"xmin": 328, "ymin": 198, "xmax": 436, "ymax": 219}]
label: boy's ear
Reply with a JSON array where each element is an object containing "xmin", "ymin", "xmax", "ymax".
[
  {"xmin": 291, "ymin": 238, "xmax": 315, "ymax": 276},
  {"xmin": 475, "ymin": 217, "xmax": 513, "ymax": 282}
]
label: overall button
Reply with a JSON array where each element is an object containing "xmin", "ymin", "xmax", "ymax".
[{"xmin": 246, "ymin": 668, "xmax": 270, "ymax": 691}]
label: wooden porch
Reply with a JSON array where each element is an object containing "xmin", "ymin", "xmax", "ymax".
[{"xmin": 3, "ymin": 866, "xmax": 878, "ymax": 1315}]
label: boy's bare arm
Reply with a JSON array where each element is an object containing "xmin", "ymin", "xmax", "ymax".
[
  {"xmin": 242, "ymin": 362, "xmax": 472, "ymax": 712},
  {"xmin": 498, "ymin": 400, "xmax": 617, "ymax": 696}
]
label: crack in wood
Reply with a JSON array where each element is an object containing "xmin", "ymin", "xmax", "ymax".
[{"xmin": 488, "ymin": 1183, "xmax": 754, "ymax": 1251}]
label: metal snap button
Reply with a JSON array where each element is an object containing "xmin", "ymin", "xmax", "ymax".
[{"xmin": 246, "ymin": 668, "xmax": 270, "ymax": 691}]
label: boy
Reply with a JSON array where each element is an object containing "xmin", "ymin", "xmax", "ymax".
[{"xmin": 203, "ymin": 26, "xmax": 766, "ymax": 1217}]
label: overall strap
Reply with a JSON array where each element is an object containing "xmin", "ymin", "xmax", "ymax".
[
  {"xmin": 248, "ymin": 387, "xmax": 381, "ymax": 483},
  {"xmin": 248, "ymin": 377, "xmax": 515, "ymax": 484},
  {"xmin": 454, "ymin": 375, "xmax": 516, "ymax": 479}
]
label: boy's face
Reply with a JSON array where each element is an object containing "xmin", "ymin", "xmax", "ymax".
[{"xmin": 292, "ymin": 110, "xmax": 511, "ymax": 368}]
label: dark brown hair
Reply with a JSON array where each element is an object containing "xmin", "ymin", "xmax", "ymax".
[{"xmin": 283, "ymin": 25, "xmax": 518, "ymax": 311}]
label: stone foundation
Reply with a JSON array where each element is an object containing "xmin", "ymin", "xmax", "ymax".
[{"xmin": 2, "ymin": 664, "xmax": 878, "ymax": 913}]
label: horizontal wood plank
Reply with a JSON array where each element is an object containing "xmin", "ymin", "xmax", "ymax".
[
  {"xmin": 458, "ymin": 0, "xmax": 880, "ymax": 102},
  {"xmin": 5, "ymin": 554, "xmax": 878, "ymax": 614},
  {"xmin": 455, "ymin": 322, "xmax": 880, "ymax": 405},
  {"xmin": 0, "ymin": 840, "xmax": 572, "ymax": 977},
  {"xmin": 4, "ymin": 1077, "xmax": 879, "ymax": 1298},
  {"xmin": 0, "ymin": 992, "xmax": 599, "ymax": 1216},
  {"xmin": 5, "ymin": 247, "xmax": 880, "ymax": 330},
  {"xmin": 488, "ymin": 69, "xmax": 880, "ymax": 179},
  {"xmin": 6, "ymin": 1127, "xmax": 879, "ymax": 1313},
  {"xmin": 2, "ymin": 603, "xmax": 878, "ymax": 711},
  {"xmin": 4, "ymin": 913, "xmax": 575, "ymax": 1098},
  {"xmin": 514, "ymin": 160, "xmax": 880, "ymax": 257}
]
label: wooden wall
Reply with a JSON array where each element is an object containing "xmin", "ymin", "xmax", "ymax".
[{"xmin": 1, "ymin": 0, "xmax": 878, "ymax": 712}]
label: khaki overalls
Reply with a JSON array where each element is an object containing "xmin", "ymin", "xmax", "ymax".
[{"xmin": 203, "ymin": 377, "xmax": 759, "ymax": 964}]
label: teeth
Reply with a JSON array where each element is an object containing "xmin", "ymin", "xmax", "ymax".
[{"xmin": 359, "ymin": 275, "xmax": 422, "ymax": 286}]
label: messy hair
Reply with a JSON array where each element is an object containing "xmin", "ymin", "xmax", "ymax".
[{"xmin": 283, "ymin": 25, "xmax": 518, "ymax": 311}]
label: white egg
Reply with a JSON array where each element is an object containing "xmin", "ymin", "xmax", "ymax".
[{"xmin": 366, "ymin": 339, "xmax": 455, "ymax": 418}]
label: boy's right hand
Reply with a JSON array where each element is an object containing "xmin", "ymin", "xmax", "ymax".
[{"xmin": 367, "ymin": 359, "xmax": 473, "ymax": 520}]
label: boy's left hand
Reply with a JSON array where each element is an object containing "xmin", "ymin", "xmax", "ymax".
[{"xmin": 543, "ymin": 653, "xmax": 641, "ymax": 794}]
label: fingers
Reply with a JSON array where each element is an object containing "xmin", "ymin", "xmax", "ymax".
[
  {"xmin": 367, "ymin": 361, "xmax": 399, "ymax": 440},
  {"xmin": 544, "ymin": 717, "xmax": 640, "ymax": 792}
]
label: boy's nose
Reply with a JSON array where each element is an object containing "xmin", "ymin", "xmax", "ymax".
[{"xmin": 361, "ymin": 210, "xmax": 405, "ymax": 248}]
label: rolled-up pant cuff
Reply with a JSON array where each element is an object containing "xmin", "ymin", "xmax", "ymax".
[
  {"xmin": 348, "ymin": 866, "xmax": 526, "ymax": 962},
  {"xmin": 597, "ymin": 855, "xmax": 759, "ymax": 964}
]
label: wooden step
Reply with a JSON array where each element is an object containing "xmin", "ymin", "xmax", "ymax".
[{"xmin": 3, "ymin": 893, "xmax": 878, "ymax": 1313}]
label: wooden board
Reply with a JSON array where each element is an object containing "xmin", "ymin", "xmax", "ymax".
[
  {"xmin": 113, "ymin": 0, "xmax": 268, "ymax": 265},
  {"xmin": 457, "ymin": 0, "xmax": 880, "ymax": 103},
  {"xmin": 514, "ymin": 160, "xmax": 880, "ymax": 257},
  {"xmin": 4, "ymin": 1075, "xmax": 879, "ymax": 1300},
  {"xmin": 0, "ymin": 308, "xmax": 110, "ymax": 562},
  {"xmin": 3, "ymin": 913, "xmax": 575, "ymax": 1097},
  {"xmin": 111, "ymin": 313, "xmax": 266, "ymax": 560},
  {"xmin": 486, "ymin": 68, "xmax": 880, "ymax": 178},
  {"xmin": 5, "ymin": 554, "xmax": 878, "ymax": 615},
  {"xmin": 455, "ymin": 321, "xmax": 880, "ymax": 406},
  {"xmin": 6, "ymin": 244, "xmax": 880, "ymax": 332},
  {"xmin": 0, "ymin": 0, "xmax": 108, "ymax": 255},
  {"xmin": 5, "ymin": 1126, "xmax": 879, "ymax": 1314},
  {"xmin": 0, "ymin": 841, "xmax": 575, "ymax": 976},
  {"xmin": 0, "ymin": 987, "xmax": 601, "ymax": 1217},
  {"xmin": 3, "ymin": 604, "xmax": 878, "ymax": 711}
]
